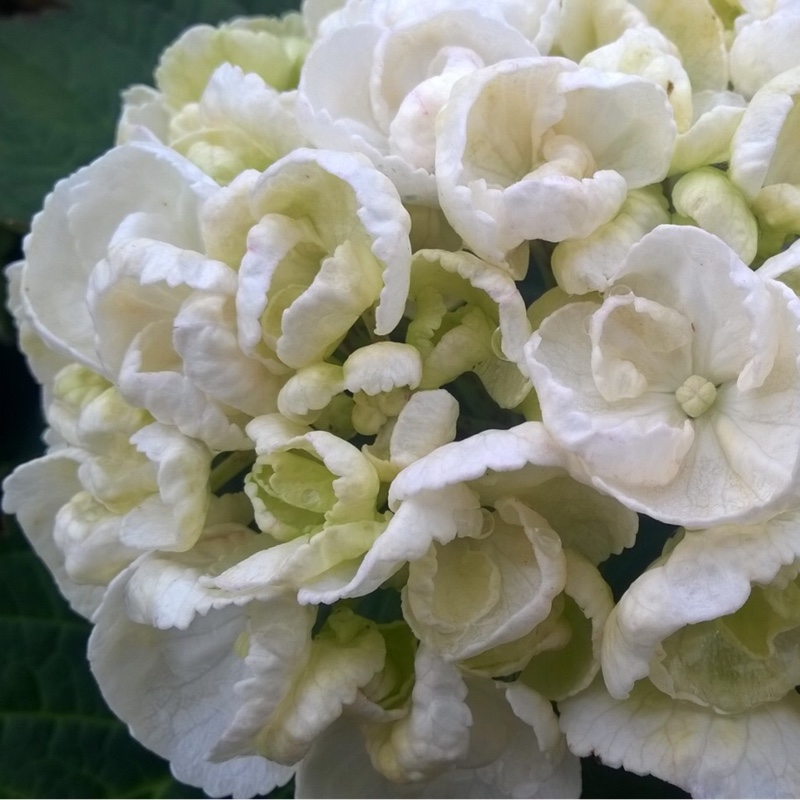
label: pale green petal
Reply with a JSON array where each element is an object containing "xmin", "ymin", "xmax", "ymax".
[
  {"xmin": 602, "ymin": 511, "xmax": 800, "ymax": 703},
  {"xmin": 752, "ymin": 183, "xmax": 800, "ymax": 240},
  {"xmin": 364, "ymin": 644, "xmax": 471, "ymax": 782},
  {"xmin": 155, "ymin": 17, "xmax": 308, "ymax": 107},
  {"xmin": 669, "ymin": 90, "xmax": 746, "ymax": 175},
  {"xmin": 211, "ymin": 606, "xmax": 385, "ymax": 765},
  {"xmin": 409, "ymin": 248, "xmax": 532, "ymax": 375},
  {"xmin": 629, "ymin": 0, "xmax": 728, "ymax": 91},
  {"xmin": 552, "ymin": 187, "xmax": 669, "ymax": 295},
  {"xmin": 2, "ymin": 451, "xmax": 105, "ymax": 618},
  {"xmin": 322, "ymin": 483, "xmax": 484, "ymax": 603},
  {"xmin": 520, "ymin": 550, "xmax": 613, "ymax": 700},
  {"xmin": 671, "ymin": 167, "xmax": 758, "ymax": 264},
  {"xmin": 403, "ymin": 497, "xmax": 567, "ymax": 661},
  {"xmin": 169, "ymin": 65, "xmax": 304, "ymax": 185},
  {"xmin": 277, "ymin": 363, "xmax": 345, "ymax": 422}
]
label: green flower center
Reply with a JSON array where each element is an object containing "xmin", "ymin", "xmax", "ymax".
[{"xmin": 675, "ymin": 374, "xmax": 717, "ymax": 418}]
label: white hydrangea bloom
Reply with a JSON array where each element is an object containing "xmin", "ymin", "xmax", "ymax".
[
  {"xmin": 435, "ymin": 57, "xmax": 676, "ymax": 263},
  {"xmin": 309, "ymin": 0, "xmax": 562, "ymax": 51},
  {"xmin": 3, "ymin": 365, "xmax": 214, "ymax": 616},
  {"xmin": 526, "ymin": 224, "xmax": 800, "ymax": 527},
  {"xmin": 21, "ymin": 142, "xmax": 215, "ymax": 372},
  {"xmin": 296, "ymin": 5, "xmax": 537, "ymax": 202},
  {"xmin": 88, "ymin": 556, "xmax": 299, "ymax": 797},
  {"xmin": 560, "ymin": 510, "xmax": 800, "ymax": 797},
  {"xmin": 404, "ymin": 248, "xmax": 532, "ymax": 405},
  {"xmin": 20, "ymin": 141, "xmax": 282, "ymax": 451},
  {"xmin": 198, "ymin": 413, "xmax": 389, "ymax": 604},
  {"xmin": 236, "ymin": 148, "xmax": 412, "ymax": 372},
  {"xmin": 15, "ymin": 1, "xmax": 800, "ymax": 797}
]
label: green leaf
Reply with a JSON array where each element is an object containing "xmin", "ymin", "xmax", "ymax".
[{"xmin": 0, "ymin": 0, "xmax": 302, "ymax": 227}]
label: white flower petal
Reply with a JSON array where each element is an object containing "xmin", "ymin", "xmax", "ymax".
[
  {"xmin": 560, "ymin": 677, "xmax": 800, "ymax": 799},
  {"xmin": 119, "ymin": 423, "xmax": 210, "ymax": 552},
  {"xmin": 551, "ymin": 187, "xmax": 669, "ymax": 295},
  {"xmin": 174, "ymin": 293, "xmax": 284, "ymax": 418},
  {"xmin": 364, "ymin": 644, "xmax": 471, "ymax": 782},
  {"xmin": 2, "ymin": 451, "xmax": 104, "ymax": 618},
  {"xmin": 603, "ymin": 511, "xmax": 800, "ymax": 700},
  {"xmin": 211, "ymin": 606, "xmax": 385, "ymax": 765},
  {"xmin": 88, "ymin": 572, "xmax": 293, "ymax": 798}
]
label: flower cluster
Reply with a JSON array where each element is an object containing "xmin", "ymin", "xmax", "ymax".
[{"xmin": 6, "ymin": 0, "xmax": 800, "ymax": 797}]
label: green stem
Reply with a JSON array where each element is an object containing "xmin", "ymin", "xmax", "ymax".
[{"xmin": 209, "ymin": 450, "xmax": 257, "ymax": 494}]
